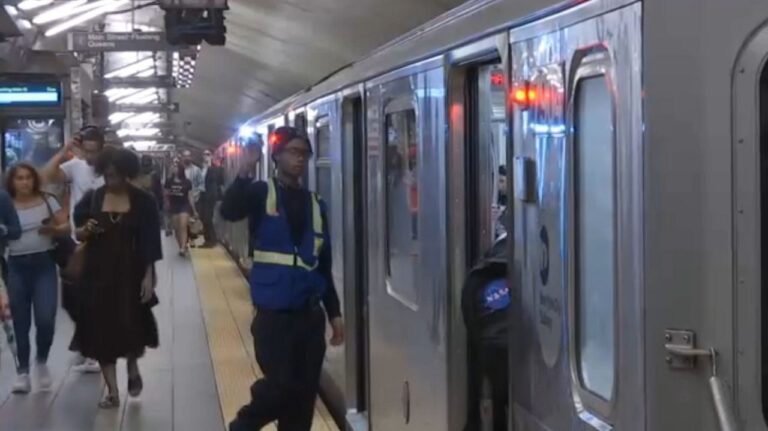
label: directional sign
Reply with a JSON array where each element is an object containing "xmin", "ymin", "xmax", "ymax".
[{"xmin": 68, "ymin": 32, "xmax": 187, "ymax": 52}]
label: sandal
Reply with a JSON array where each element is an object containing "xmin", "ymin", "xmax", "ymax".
[
  {"xmin": 98, "ymin": 393, "xmax": 120, "ymax": 409},
  {"xmin": 128, "ymin": 374, "xmax": 143, "ymax": 397}
]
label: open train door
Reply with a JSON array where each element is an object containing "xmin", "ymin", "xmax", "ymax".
[{"xmin": 507, "ymin": 1, "xmax": 644, "ymax": 430}]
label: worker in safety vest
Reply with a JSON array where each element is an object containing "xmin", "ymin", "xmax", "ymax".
[{"xmin": 220, "ymin": 126, "xmax": 344, "ymax": 431}]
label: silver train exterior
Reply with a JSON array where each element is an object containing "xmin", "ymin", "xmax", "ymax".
[{"xmin": 214, "ymin": 0, "xmax": 768, "ymax": 429}]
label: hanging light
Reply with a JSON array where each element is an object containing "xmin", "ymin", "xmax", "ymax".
[{"xmin": 4, "ymin": 6, "xmax": 18, "ymax": 17}]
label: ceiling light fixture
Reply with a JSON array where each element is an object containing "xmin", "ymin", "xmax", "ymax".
[
  {"xmin": 104, "ymin": 57, "xmax": 154, "ymax": 79},
  {"xmin": 17, "ymin": 19, "xmax": 33, "ymax": 30},
  {"xmin": 117, "ymin": 128, "xmax": 160, "ymax": 138},
  {"xmin": 45, "ymin": 0, "xmax": 129, "ymax": 37},
  {"xmin": 33, "ymin": 0, "xmax": 94, "ymax": 25},
  {"xmin": 4, "ymin": 6, "xmax": 18, "ymax": 16},
  {"xmin": 17, "ymin": 0, "xmax": 54, "ymax": 11},
  {"xmin": 114, "ymin": 88, "xmax": 155, "ymax": 104}
]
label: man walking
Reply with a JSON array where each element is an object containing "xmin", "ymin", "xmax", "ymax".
[
  {"xmin": 221, "ymin": 126, "xmax": 344, "ymax": 431},
  {"xmin": 42, "ymin": 125, "xmax": 105, "ymax": 373}
]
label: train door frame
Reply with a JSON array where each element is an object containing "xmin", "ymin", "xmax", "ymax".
[
  {"xmin": 306, "ymin": 95, "xmax": 350, "ymax": 421},
  {"xmin": 445, "ymin": 32, "xmax": 510, "ymax": 430},
  {"xmin": 339, "ymin": 84, "xmax": 370, "ymax": 430},
  {"xmin": 508, "ymin": 1, "xmax": 643, "ymax": 430},
  {"xmin": 365, "ymin": 57, "xmax": 449, "ymax": 431},
  {"xmin": 732, "ymin": 22, "xmax": 768, "ymax": 431}
]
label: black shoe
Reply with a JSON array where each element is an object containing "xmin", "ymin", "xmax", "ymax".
[{"xmin": 128, "ymin": 374, "xmax": 143, "ymax": 397}]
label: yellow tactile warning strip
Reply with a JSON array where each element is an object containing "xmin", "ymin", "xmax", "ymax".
[{"xmin": 190, "ymin": 246, "xmax": 340, "ymax": 431}]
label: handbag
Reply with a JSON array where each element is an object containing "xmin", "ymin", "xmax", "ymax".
[
  {"xmin": 61, "ymin": 191, "xmax": 98, "ymax": 282},
  {"xmin": 189, "ymin": 217, "xmax": 204, "ymax": 236},
  {"xmin": 42, "ymin": 193, "xmax": 76, "ymax": 269}
]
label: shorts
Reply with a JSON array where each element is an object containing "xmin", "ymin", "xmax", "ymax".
[{"xmin": 169, "ymin": 202, "xmax": 191, "ymax": 215}]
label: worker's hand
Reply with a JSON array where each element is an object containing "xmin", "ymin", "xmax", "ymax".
[
  {"xmin": 140, "ymin": 268, "xmax": 155, "ymax": 304},
  {"xmin": 238, "ymin": 145, "xmax": 262, "ymax": 179},
  {"xmin": 329, "ymin": 317, "xmax": 344, "ymax": 346}
]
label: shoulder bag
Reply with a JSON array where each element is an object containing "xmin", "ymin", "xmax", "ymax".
[{"xmin": 42, "ymin": 193, "xmax": 76, "ymax": 269}]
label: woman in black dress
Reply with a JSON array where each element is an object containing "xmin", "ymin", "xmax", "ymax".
[{"xmin": 73, "ymin": 147, "xmax": 162, "ymax": 408}]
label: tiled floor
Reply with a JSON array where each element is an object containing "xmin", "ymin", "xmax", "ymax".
[{"xmin": 0, "ymin": 238, "xmax": 338, "ymax": 431}]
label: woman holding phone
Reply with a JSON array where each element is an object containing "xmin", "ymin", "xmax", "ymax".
[{"xmin": 5, "ymin": 163, "xmax": 69, "ymax": 393}]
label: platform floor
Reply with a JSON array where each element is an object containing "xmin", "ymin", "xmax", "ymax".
[{"xmin": 0, "ymin": 238, "xmax": 339, "ymax": 431}]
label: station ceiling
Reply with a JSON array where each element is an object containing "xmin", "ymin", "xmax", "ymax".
[{"xmin": 175, "ymin": 0, "xmax": 465, "ymax": 148}]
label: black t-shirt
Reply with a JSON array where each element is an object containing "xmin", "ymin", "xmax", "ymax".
[{"xmin": 165, "ymin": 177, "xmax": 191, "ymax": 207}]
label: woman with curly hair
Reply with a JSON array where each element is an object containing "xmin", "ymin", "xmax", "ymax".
[{"xmin": 72, "ymin": 147, "xmax": 162, "ymax": 408}]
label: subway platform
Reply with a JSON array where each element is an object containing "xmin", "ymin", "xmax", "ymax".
[{"xmin": 0, "ymin": 239, "xmax": 339, "ymax": 431}]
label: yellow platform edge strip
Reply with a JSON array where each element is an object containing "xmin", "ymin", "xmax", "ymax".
[{"xmin": 190, "ymin": 247, "xmax": 339, "ymax": 431}]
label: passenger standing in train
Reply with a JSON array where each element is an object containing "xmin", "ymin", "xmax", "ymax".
[
  {"xmin": 198, "ymin": 150, "xmax": 223, "ymax": 248},
  {"xmin": 0, "ymin": 188, "xmax": 21, "ymax": 283},
  {"xmin": 493, "ymin": 165, "xmax": 508, "ymax": 239},
  {"xmin": 165, "ymin": 161, "xmax": 197, "ymax": 256},
  {"xmin": 72, "ymin": 147, "xmax": 161, "ymax": 409},
  {"xmin": 41, "ymin": 125, "xmax": 106, "ymax": 374},
  {"xmin": 5, "ymin": 163, "xmax": 69, "ymax": 394},
  {"xmin": 221, "ymin": 126, "xmax": 345, "ymax": 431}
]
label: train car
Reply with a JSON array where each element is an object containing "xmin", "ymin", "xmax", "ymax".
[{"xmin": 215, "ymin": 0, "xmax": 768, "ymax": 430}]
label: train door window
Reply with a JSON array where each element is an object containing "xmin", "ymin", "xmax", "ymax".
[
  {"xmin": 384, "ymin": 108, "xmax": 419, "ymax": 309},
  {"xmin": 573, "ymin": 74, "xmax": 616, "ymax": 402},
  {"xmin": 467, "ymin": 64, "xmax": 507, "ymax": 263},
  {"xmin": 315, "ymin": 117, "xmax": 332, "ymax": 219},
  {"xmin": 295, "ymin": 112, "xmax": 307, "ymax": 134}
]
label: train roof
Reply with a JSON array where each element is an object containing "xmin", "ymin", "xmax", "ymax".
[{"xmin": 241, "ymin": 0, "xmax": 573, "ymax": 128}]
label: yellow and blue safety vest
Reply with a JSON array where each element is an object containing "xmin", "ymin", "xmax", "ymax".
[{"xmin": 249, "ymin": 178, "xmax": 328, "ymax": 310}]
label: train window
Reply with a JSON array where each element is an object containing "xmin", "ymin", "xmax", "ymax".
[
  {"xmin": 385, "ymin": 108, "xmax": 419, "ymax": 309},
  {"xmin": 574, "ymin": 75, "xmax": 616, "ymax": 401},
  {"xmin": 315, "ymin": 119, "xmax": 332, "ymax": 220}
]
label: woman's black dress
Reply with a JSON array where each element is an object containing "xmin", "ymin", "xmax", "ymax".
[{"xmin": 73, "ymin": 186, "xmax": 162, "ymax": 363}]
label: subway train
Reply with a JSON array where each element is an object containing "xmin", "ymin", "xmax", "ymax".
[{"xmin": 212, "ymin": 0, "xmax": 768, "ymax": 429}]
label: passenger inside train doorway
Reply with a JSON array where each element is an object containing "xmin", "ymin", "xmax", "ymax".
[
  {"xmin": 462, "ymin": 215, "xmax": 510, "ymax": 431},
  {"xmin": 220, "ymin": 126, "xmax": 344, "ymax": 431}
]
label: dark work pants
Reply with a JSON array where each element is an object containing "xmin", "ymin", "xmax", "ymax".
[
  {"xmin": 229, "ymin": 306, "xmax": 326, "ymax": 431},
  {"xmin": 198, "ymin": 192, "xmax": 217, "ymax": 244}
]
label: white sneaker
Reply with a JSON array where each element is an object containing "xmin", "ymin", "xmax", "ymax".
[
  {"xmin": 11, "ymin": 374, "xmax": 31, "ymax": 394},
  {"xmin": 72, "ymin": 352, "xmax": 86, "ymax": 366},
  {"xmin": 73, "ymin": 358, "xmax": 100, "ymax": 373},
  {"xmin": 36, "ymin": 363, "xmax": 52, "ymax": 390}
]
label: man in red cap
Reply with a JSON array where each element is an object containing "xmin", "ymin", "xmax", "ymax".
[{"xmin": 220, "ymin": 126, "xmax": 344, "ymax": 430}]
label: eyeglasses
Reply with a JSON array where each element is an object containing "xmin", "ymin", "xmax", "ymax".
[{"xmin": 283, "ymin": 147, "xmax": 312, "ymax": 159}]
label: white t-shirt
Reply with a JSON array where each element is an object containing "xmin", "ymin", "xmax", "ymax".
[
  {"xmin": 60, "ymin": 158, "xmax": 104, "ymax": 239},
  {"xmin": 9, "ymin": 196, "xmax": 61, "ymax": 256}
]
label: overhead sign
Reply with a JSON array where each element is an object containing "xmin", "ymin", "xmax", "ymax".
[
  {"xmin": 68, "ymin": 32, "xmax": 182, "ymax": 52},
  {"xmin": 0, "ymin": 83, "xmax": 61, "ymax": 107}
]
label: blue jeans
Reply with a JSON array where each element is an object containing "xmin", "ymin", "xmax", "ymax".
[{"xmin": 7, "ymin": 252, "xmax": 58, "ymax": 373}]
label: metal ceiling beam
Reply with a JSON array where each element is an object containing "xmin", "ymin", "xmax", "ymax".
[
  {"xmin": 109, "ymin": 102, "xmax": 179, "ymax": 113},
  {"xmin": 105, "ymin": 76, "xmax": 173, "ymax": 88}
]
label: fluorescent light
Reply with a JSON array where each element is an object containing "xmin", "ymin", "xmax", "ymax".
[
  {"xmin": 33, "ymin": 0, "xmax": 92, "ymax": 25},
  {"xmin": 114, "ymin": 88, "xmax": 155, "ymax": 104},
  {"xmin": 109, "ymin": 112, "xmax": 136, "ymax": 123},
  {"xmin": 17, "ymin": 0, "xmax": 54, "ymax": 11},
  {"xmin": 17, "ymin": 19, "xmax": 33, "ymax": 30},
  {"xmin": 44, "ymin": 0, "xmax": 129, "ymax": 37},
  {"xmin": 123, "ymin": 140, "xmax": 158, "ymax": 151},
  {"xmin": 104, "ymin": 57, "xmax": 154, "ymax": 78},
  {"xmin": 118, "ymin": 93, "xmax": 158, "ymax": 105},
  {"xmin": 106, "ymin": 88, "xmax": 142, "ymax": 101},
  {"xmin": 4, "ymin": 6, "xmax": 18, "ymax": 16},
  {"xmin": 125, "ymin": 112, "xmax": 160, "ymax": 125},
  {"xmin": 117, "ymin": 128, "xmax": 160, "ymax": 138},
  {"xmin": 135, "ymin": 67, "xmax": 156, "ymax": 77}
]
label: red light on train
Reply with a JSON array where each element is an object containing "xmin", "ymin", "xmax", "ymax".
[
  {"xmin": 490, "ymin": 71, "xmax": 505, "ymax": 86},
  {"xmin": 268, "ymin": 133, "xmax": 278, "ymax": 146},
  {"xmin": 511, "ymin": 81, "xmax": 534, "ymax": 109},
  {"xmin": 227, "ymin": 144, "xmax": 237, "ymax": 155}
]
